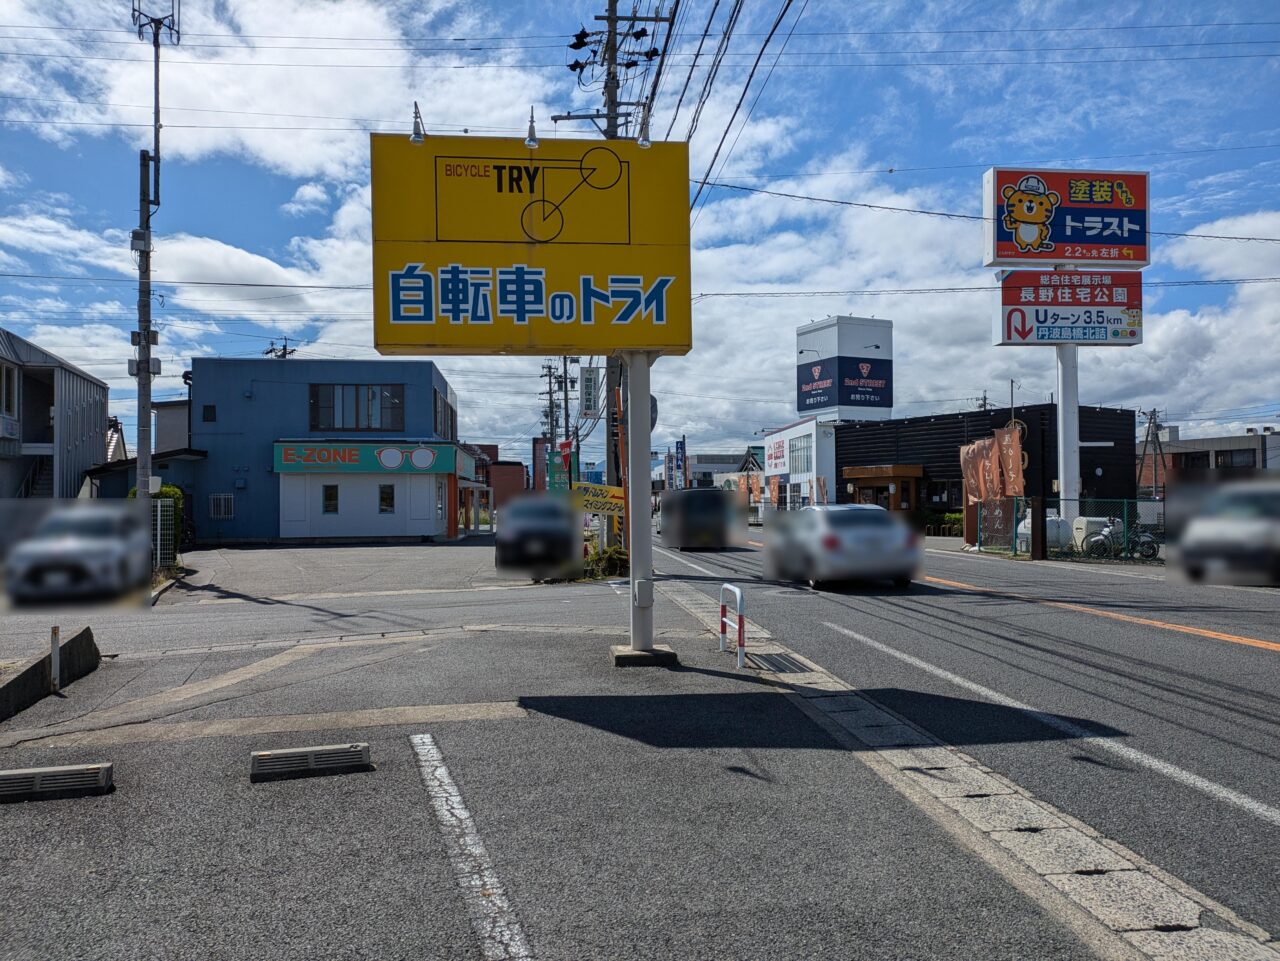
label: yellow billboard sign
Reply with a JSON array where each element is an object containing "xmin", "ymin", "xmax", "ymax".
[
  {"xmin": 371, "ymin": 134, "xmax": 691, "ymax": 355},
  {"xmin": 572, "ymin": 483, "xmax": 626, "ymax": 516}
]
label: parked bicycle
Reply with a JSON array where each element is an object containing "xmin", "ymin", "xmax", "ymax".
[{"xmin": 1083, "ymin": 517, "xmax": 1160, "ymax": 560}]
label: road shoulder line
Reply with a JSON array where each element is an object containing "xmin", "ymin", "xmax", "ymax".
[{"xmin": 659, "ymin": 574, "xmax": 1279, "ymax": 957}]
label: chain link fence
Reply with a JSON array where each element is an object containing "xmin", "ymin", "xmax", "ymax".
[
  {"xmin": 978, "ymin": 498, "xmax": 1166, "ymax": 563},
  {"xmin": 152, "ymin": 497, "xmax": 177, "ymax": 569}
]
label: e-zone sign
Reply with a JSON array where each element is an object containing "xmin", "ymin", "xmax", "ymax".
[
  {"xmin": 797, "ymin": 356, "xmax": 893, "ymax": 410},
  {"xmin": 996, "ymin": 270, "xmax": 1142, "ymax": 346}
]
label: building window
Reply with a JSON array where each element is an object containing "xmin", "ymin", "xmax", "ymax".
[
  {"xmin": 1215, "ymin": 449, "xmax": 1256, "ymax": 469},
  {"xmin": 209, "ymin": 493, "xmax": 234, "ymax": 520},
  {"xmin": 1, "ymin": 363, "xmax": 16, "ymax": 417},
  {"xmin": 379, "ymin": 484, "xmax": 395, "ymax": 514},
  {"xmin": 1178, "ymin": 451, "xmax": 1210, "ymax": 469},
  {"xmin": 322, "ymin": 484, "xmax": 339, "ymax": 514},
  {"xmin": 788, "ymin": 434, "xmax": 813, "ymax": 475},
  {"xmin": 310, "ymin": 384, "xmax": 404, "ymax": 431},
  {"xmin": 202, "ymin": 404, "xmax": 217, "ymax": 423}
]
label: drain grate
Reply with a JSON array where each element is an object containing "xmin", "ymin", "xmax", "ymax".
[
  {"xmin": 0, "ymin": 763, "xmax": 113, "ymax": 802},
  {"xmin": 250, "ymin": 743, "xmax": 372, "ymax": 782},
  {"xmin": 747, "ymin": 651, "xmax": 809, "ymax": 674}
]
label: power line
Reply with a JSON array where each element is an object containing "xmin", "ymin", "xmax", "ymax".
[
  {"xmin": 714, "ymin": 141, "xmax": 1280, "ymax": 180},
  {"xmin": 691, "ymin": 277, "xmax": 1280, "ymax": 302},
  {"xmin": 4, "ymin": 272, "xmax": 1279, "ymax": 302},
  {"xmin": 4, "ymin": 19, "xmax": 1278, "ymax": 40},
  {"xmin": 684, "ymin": 0, "xmax": 743, "ymax": 141},
  {"xmin": 663, "ymin": 0, "xmax": 720, "ymax": 139},
  {"xmin": 691, "ymin": 0, "xmax": 807, "ymax": 217},
  {"xmin": 5, "ymin": 47, "xmax": 1280, "ymax": 68},
  {"xmin": 698, "ymin": 181, "xmax": 1280, "ymax": 242}
]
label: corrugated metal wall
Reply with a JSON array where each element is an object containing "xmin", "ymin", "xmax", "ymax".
[
  {"xmin": 53, "ymin": 366, "xmax": 107, "ymax": 498},
  {"xmin": 834, "ymin": 403, "xmax": 1136, "ymax": 501}
]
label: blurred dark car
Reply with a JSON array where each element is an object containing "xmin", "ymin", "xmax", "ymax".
[
  {"xmin": 765, "ymin": 504, "xmax": 920, "ymax": 589},
  {"xmin": 660, "ymin": 487, "xmax": 735, "ymax": 551},
  {"xmin": 1175, "ymin": 480, "xmax": 1280, "ymax": 585},
  {"xmin": 5, "ymin": 505, "xmax": 152, "ymax": 603},
  {"xmin": 495, "ymin": 494, "xmax": 582, "ymax": 580}
]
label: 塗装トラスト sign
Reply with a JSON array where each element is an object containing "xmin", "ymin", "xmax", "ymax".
[
  {"xmin": 983, "ymin": 168, "xmax": 1149, "ymax": 268},
  {"xmin": 371, "ymin": 134, "xmax": 691, "ymax": 355},
  {"xmin": 995, "ymin": 270, "xmax": 1142, "ymax": 346}
]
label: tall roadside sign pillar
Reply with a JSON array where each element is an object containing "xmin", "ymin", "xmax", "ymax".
[
  {"xmin": 1055, "ymin": 344, "xmax": 1080, "ymax": 504},
  {"xmin": 625, "ymin": 350, "xmax": 656, "ymax": 652},
  {"xmin": 370, "ymin": 131, "xmax": 690, "ymax": 666},
  {"xmin": 984, "ymin": 168, "xmax": 1149, "ymax": 514}
]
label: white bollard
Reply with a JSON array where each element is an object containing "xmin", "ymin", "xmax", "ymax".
[{"xmin": 50, "ymin": 625, "xmax": 60, "ymax": 692}]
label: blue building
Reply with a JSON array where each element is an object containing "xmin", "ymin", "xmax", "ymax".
[{"xmin": 92, "ymin": 357, "xmax": 483, "ymax": 543}]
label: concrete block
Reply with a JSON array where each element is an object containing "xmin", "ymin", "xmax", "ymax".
[
  {"xmin": 1047, "ymin": 871, "xmax": 1202, "ymax": 932},
  {"xmin": 991, "ymin": 827, "xmax": 1133, "ymax": 875},
  {"xmin": 610, "ymin": 644, "xmax": 679, "ymax": 668},
  {"xmin": 942, "ymin": 794, "xmax": 1066, "ymax": 832},
  {"xmin": 0, "ymin": 627, "xmax": 99, "ymax": 723},
  {"xmin": 828, "ymin": 706, "xmax": 905, "ymax": 730},
  {"xmin": 844, "ymin": 722, "xmax": 935, "ymax": 748},
  {"xmin": 1124, "ymin": 928, "xmax": 1280, "ymax": 961},
  {"xmin": 902, "ymin": 765, "xmax": 1013, "ymax": 800},
  {"xmin": 875, "ymin": 746, "xmax": 966, "ymax": 770},
  {"xmin": 807, "ymin": 693, "xmax": 875, "ymax": 713}
]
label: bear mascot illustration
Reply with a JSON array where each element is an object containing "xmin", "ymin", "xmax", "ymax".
[{"xmin": 1001, "ymin": 174, "xmax": 1061, "ymax": 253}]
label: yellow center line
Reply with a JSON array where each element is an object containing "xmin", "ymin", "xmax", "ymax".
[{"xmin": 923, "ymin": 575, "xmax": 1280, "ymax": 654}]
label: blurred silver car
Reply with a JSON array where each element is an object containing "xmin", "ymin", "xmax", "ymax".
[
  {"xmin": 5, "ymin": 505, "xmax": 152, "ymax": 603},
  {"xmin": 1176, "ymin": 481, "xmax": 1280, "ymax": 585},
  {"xmin": 765, "ymin": 504, "xmax": 921, "ymax": 589}
]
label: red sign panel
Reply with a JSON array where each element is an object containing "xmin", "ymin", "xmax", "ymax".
[
  {"xmin": 997, "ymin": 270, "xmax": 1142, "ymax": 346},
  {"xmin": 984, "ymin": 168, "xmax": 1149, "ymax": 268}
]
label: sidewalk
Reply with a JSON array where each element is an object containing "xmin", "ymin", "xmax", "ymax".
[{"xmin": 0, "ymin": 588, "xmax": 1108, "ymax": 960}]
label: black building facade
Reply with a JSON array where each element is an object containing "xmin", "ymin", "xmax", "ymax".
[{"xmin": 834, "ymin": 403, "xmax": 1137, "ymax": 510}]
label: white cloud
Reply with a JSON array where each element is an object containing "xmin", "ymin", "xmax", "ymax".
[{"xmin": 281, "ymin": 182, "xmax": 330, "ymax": 217}]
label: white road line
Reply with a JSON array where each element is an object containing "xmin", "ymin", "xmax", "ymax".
[
  {"xmin": 653, "ymin": 546, "xmax": 720, "ymax": 577},
  {"xmin": 409, "ymin": 734, "xmax": 535, "ymax": 961},
  {"xmin": 823, "ymin": 621, "xmax": 1280, "ymax": 830}
]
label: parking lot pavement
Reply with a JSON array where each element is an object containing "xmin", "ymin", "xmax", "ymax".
[
  {"xmin": 166, "ymin": 540, "xmax": 509, "ymax": 604},
  {"xmin": 0, "ymin": 573, "xmax": 1128, "ymax": 961}
]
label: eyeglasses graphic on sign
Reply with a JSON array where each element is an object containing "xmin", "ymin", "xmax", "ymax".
[{"xmin": 376, "ymin": 447, "xmax": 437, "ymax": 470}]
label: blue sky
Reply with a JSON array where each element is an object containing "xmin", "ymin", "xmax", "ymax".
[{"xmin": 1, "ymin": 0, "xmax": 1278, "ymax": 465}]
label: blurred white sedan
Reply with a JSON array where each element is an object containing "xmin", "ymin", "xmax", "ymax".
[
  {"xmin": 5, "ymin": 505, "xmax": 152, "ymax": 603},
  {"xmin": 765, "ymin": 504, "xmax": 921, "ymax": 589}
]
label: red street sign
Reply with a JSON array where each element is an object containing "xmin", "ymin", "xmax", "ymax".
[
  {"xmin": 996, "ymin": 270, "xmax": 1143, "ymax": 346},
  {"xmin": 984, "ymin": 168, "xmax": 1149, "ymax": 268},
  {"xmin": 558, "ymin": 439, "xmax": 573, "ymax": 473}
]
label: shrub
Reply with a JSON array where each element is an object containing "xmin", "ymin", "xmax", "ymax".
[{"xmin": 584, "ymin": 545, "xmax": 629, "ymax": 579}]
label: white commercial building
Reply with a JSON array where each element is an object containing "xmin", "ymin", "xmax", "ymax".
[
  {"xmin": 796, "ymin": 315, "xmax": 894, "ymax": 423},
  {"xmin": 762, "ymin": 417, "xmax": 837, "ymax": 510}
]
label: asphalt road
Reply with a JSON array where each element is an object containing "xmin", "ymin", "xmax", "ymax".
[
  {"xmin": 3, "ymin": 538, "xmax": 1278, "ymax": 959},
  {"xmin": 652, "ymin": 538, "xmax": 1280, "ymax": 939}
]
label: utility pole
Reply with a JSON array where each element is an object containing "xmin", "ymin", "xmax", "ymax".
[
  {"xmin": 540, "ymin": 361, "xmax": 558, "ymax": 448},
  {"xmin": 130, "ymin": 1, "xmax": 179, "ymax": 546},
  {"xmin": 556, "ymin": 0, "xmax": 670, "ymax": 547},
  {"xmin": 264, "ymin": 338, "xmax": 296, "ymax": 359},
  {"xmin": 561, "ymin": 355, "xmax": 572, "ymax": 450}
]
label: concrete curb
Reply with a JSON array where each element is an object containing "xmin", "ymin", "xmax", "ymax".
[
  {"xmin": 0, "ymin": 627, "xmax": 99, "ymax": 724},
  {"xmin": 150, "ymin": 579, "xmax": 176, "ymax": 606}
]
